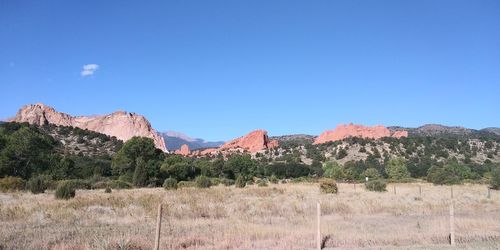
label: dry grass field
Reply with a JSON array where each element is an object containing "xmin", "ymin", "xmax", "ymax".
[{"xmin": 0, "ymin": 182, "xmax": 499, "ymax": 250}]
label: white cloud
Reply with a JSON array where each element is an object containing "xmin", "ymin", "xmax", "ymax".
[{"xmin": 81, "ymin": 64, "xmax": 99, "ymax": 76}]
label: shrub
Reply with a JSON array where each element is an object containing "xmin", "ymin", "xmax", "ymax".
[
  {"xmin": 0, "ymin": 176, "xmax": 25, "ymax": 191},
  {"xmin": 55, "ymin": 181, "xmax": 76, "ymax": 200},
  {"xmin": 235, "ymin": 176, "xmax": 246, "ymax": 188},
  {"xmin": 491, "ymin": 167, "xmax": 500, "ymax": 190},
  {"xmin": 365, "ymin": 180, "xmax": 387, "ymax": 192},
  {"xmin": 257, "ymin": 179, "xmax": 268, "ymax": 187},
  {"xmin": 163, "ymin": 177, "xmax": 178, "ymax": 190},
  {"xmin": 63, "ymin": 179, "xmax": 91, "ymax": 190},
  {"xmin": 104, "ymin": 187, "xmax": 112, "ymax": 193},
  {"xmin": 319, "ymin": 178, "xmax": 338, "ymax": 194},
  {"xmin": 106, "ymin": 180, "xmax": 132, "ymax": 189},
  {"xmin": 269, "ymin": 175, "xmax": 278, "ymax": 184},
  {"xmin": 178, "ymin": 181, "xmax": 195, "ymax": 188},
  {"xmin": 222, "ymin": 178, "xmax": 235, "ymax": 186},
  {"xmin": 27, "ymin": 175, "xmax": 51, "ymax": 194},
  {"xmin": 195, "ymin": 176, "xmax": 212, "ymax": 188}
]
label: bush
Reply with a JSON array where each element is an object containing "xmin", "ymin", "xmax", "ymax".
[
  {"xmin": 319, "ymin": 178, "xmax": 338, "ymax": 194},
  {"xmin": 106, "ymin": 180, "xmax": 132, "ymax": 189},
  {"xmin": 365, "ymin": 180, "xmax": 387, "ymax": 192},
  {"xmin": 222, "ymin": 178, "xmax": 235, "ymax": 186},
  {"xmin": 269, "ymin": 175, "xmax": 278, "ymax": 184},
  {"xmin": 163, "ymin": 177, "xmax": 178, "ymax": 190},
  {"xmin": 178, "ymin": 181, "xmax": 195, "ymax": 188},
  {"xmin": 0, "ymin": 176, "xmax": 25, "ymax": 191},
  {"xmin": 27, "ymin": 175, "xmax": 51, "ymax": 194},
  {"xmin": 63, "ymin": 179, "xmax": 91, "ymax": 190},
  {"xmin": 491, "ymin": 167, "xmax": 500, "ymax": 190},
  {"xmin": 104, "ymin": 187, "xmax": 112, "ymax": 193},
  {"xmin": 257, "ymin": 179, "xmax": 268, "ymax": 187},
  {"xmin": 235, "ymin": 176, "xmax": 246, "ymax": 188},
  {"xmin": 195, "ymin": 176, "xmax": 212, "ymax": 188},
  {"xmin": 55, "ymin": 181, "xmax": 76, "ymax": 200}
]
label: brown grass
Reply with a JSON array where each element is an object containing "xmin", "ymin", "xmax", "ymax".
[{"xmin": 0, "ymin": 183, "xmax": 499, "ymax": 249}]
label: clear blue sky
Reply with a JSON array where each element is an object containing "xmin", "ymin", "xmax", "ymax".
[{"xmin": 1, "ymin": 1, "xmax": 499, "ymax": 141}]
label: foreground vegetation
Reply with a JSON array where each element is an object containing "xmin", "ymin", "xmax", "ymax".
[{"xmin": 0, "ymin": 182, "xmax": 498, "ymax": 249}]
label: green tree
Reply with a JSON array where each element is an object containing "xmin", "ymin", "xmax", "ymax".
[
  {"xmin": 52, "ymin": 156, "xmax": 76, "ymax": 180},
  {"xmin": 490, "ymin": 166, "xmax": 500, "ymax": 190},
  {"xmin": 111, "ymin": 137, "xmax": 162, "ymax": 183},
  {"xmin": 224, "ymin": 154, "xmax": 256, "ymax": 179},
  {"xmin": 133, "ymin": 157, "xmax": 148, "ymax": 187},
  {"xmin": 160, "ymin": 161, "xmax": 194, "ymax": 181},
  {"xmin": 322, "ymin": 161, "xmax": 344, "ymax": 180},
  {"xmin": 362, "ymin": 168, "xmax": 381, "ymax": 180},
  {"xmin": 0, "ymin": 127, "xmax": 56, "ymax": 179},
  {"xmin": 385, "ymin": 158, "xmax": 410, "ymax": 180}
]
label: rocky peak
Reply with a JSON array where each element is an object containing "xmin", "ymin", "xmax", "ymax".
[
  {"xmin": 313, "ymin": 123, "xmax": 407, "ymax": 144},
  {"xmin": 10, "ymin": 103, "xmax": 167, "ymax": 152},
  {"xmin": 174, "ymin": 144, "xmax": 190, "ymax": 156},
  {"xmin": 219, "ymin": 130, "xmax": 279, "ymax": 153}
]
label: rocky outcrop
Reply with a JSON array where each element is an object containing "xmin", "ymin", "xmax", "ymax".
[
  {"xmin": 10, "ymin": 103, "xmax": 167, "ymax": 151},
  {"xmin": 219, "ymin": 130, "xmax": 278, "ymax": 153},
  {"xmin": 218, "ymin": 130, "xmax": 279, "ymax": 153},
  {"xmin": 314, "ymin": 123, "xmax": 407, "ymax": 144},
  {"xmin": 191, "ymin": 130, "xmax": 279, "ymax": 156},
  {"xmin": 174, "ymin": 144, "xmax": 190, "ymax": 156}
]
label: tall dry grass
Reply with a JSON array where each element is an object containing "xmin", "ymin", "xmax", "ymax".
[{"xmin": 0, "ymin": 182, "xmax": 498, "ymax": 249}]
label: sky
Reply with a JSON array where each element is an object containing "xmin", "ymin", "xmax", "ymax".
[{"xmin": 1, "ymin": 1, "xmax": 499, "ymax": 141}]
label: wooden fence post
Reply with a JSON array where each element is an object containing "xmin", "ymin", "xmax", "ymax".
[
  {"xmin": 450, "ymin": 186, "xmax": 454, "ymax": 199},
  {"xmin": 393, "ymin": 185, "xmax": 396, "ymax": 195},
  {"xmin": 154, "ymin": 203, "xmax": 163, "ymax": 250},
  {"xmin": 487, "ymin": 188, "xmax": 491, "ymax": 199},
  {"xmin": 449, "ymin": 202, "xmax": 455, "ymax": 246},
  {"xmin": 317, "ymin": 202, "xmax": 321, "ymax": 250},
  {"xmin": 354, "ymin": 183, "xmax": 356, "ymax": 192},
  {"xmin": 419, "ymin": 185, "xmax": 422, "ymax": 197}
]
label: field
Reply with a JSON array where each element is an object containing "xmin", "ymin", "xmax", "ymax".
[{"xmin": 0, "ymin": 182, "xmax": 499, "ymax": 250}]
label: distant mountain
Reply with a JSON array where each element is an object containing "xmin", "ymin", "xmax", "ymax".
[
  {"xmin": 481, "ymin": 127, "xmax": 500, "ymax": 136},
  {"xmin": 388, "ymin": 124, "xmax": 500, "ymax": 139},
  {"xmin": 160, "ymin": 131, "xmax": 224, "ymax": 151}
]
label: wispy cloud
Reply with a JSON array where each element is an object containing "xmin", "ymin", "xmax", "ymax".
[{"xmin": 81, "ymin": 64, "xmax": 99, "ymax": 76}]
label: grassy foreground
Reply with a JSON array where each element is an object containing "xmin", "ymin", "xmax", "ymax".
[{"xmin": 0, "ymin": 183, "xmax": 499, "ymax": 249}]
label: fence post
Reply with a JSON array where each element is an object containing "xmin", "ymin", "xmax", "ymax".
[
  {"xmin": 317, "ymin": 202, "xmax": 321, "ymax": 250},
  {"xmin": 419, "ymin": 185, "xmax": 422, "ymax": 197},
  {"xmin": 450, "ymin": 186, "xmax": 454, "ymax": 199},
  {"xmin": 354, "ymin": 183, "xmax": 356, "ymax": 192},
  {"xmin": 154, "ymin": 203, "xmax": 163, "ymax": 250},
  {"xmin": 393, "ymin": 185, "xmax": 396, "ymax": 195},
  {"xmin": 487, "ymin": 188, "xmax": 491, "ymax": 199},
  {"xmin": 449, "ymin": 202, "xmax": 455, "ymax": 246}
]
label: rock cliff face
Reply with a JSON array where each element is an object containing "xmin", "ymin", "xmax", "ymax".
[
  {"xmin": 174, "ymin": 144, "xmax": 190, "ymax": 156},
  {"xmin": 314, "ymin": 124, "xmax": 407, "ymax": 144},
  {"xmin": 219, "ymin": 130, "xmax": 279, "ymax": 153},
  {"xmin": 10, "ymin": 103, "xmax": 167, "ymax": 151}
]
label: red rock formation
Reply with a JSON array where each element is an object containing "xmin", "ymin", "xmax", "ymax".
[
  {"xmin": 314, "ymin": 123, "xmax": 407, "ymax": 144},
  {"xmin": 174, "ymin": 144, "xmax": 190, "ymax": 156},
  {"xmin": 391, "ymin": 130, "xmax": 408, "ymax": 138},
  {"xmin": 218, "ymin": 130, "xmax": 278, "ymax": 153},
  {"xmin": 10, "ymin": 103, "xmax": 167, "ymax": 152}
]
